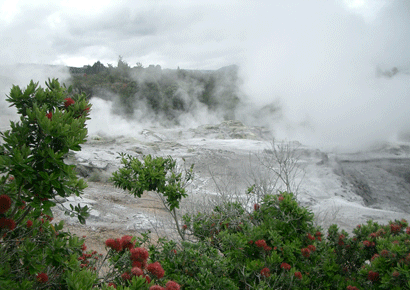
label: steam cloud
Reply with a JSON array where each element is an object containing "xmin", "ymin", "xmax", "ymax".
[{"xmin": 240, "ymin": 0, "xmax": 410, "ymax": 151}]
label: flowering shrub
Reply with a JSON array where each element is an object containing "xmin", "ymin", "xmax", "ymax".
[{"xmin": 0, "ymin": 79, "xmax": 92, "ymax": 289}]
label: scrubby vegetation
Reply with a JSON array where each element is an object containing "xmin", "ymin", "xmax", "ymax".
[{"xmin": 1, "ymin": 80, "xmax": 410, "ymax": 289}]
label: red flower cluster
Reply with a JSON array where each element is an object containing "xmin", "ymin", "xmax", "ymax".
[
  {"xmin": 165, "ymin": 281, "xmax": 181, "ymax": 290},
  {"xmin": 254, "ymin": 239, "xmax": 266, "ymax": 247},
  {"xmin": 280, "ymin": 262, "xmax": 291, "ymax": 271},
  {"xmin": 390, "ymin": 223, "xmax": 401, "ymax": 234},
  {"xmin": 338, "ymin": 234, "xmax": 345, "ymax": 246},
  {"xmin": 107, "ymin": 282, "xmax": 117, "ymax": 288},
  {"xmin": 380, "ymin": 249, "xmax": 389, "ymax": 257},
  {"xmin": 294, "ymin": 271, "xmax": 302, "ymax": 280},
  {"xmin": 406, "ymin": 227, "xmax": 410, "ymax": 235},
  {"xmin": 27, "ymin": 220, "xmax": 33, "ymax": 228},
  {"xmin": 363, "ymin": 240, "xmax": 375, "ymax": 247},
  {"xmin": 121, "ymin": 235, "xmax": 135, "ymax": 251},
  {"xmin": 106, "ymin": 236, "xmax": 177, "ymax": 289},
  {"xmin": 131, "ymin": 247, "xmax": 149, "ymax": 263},
  {"xmin": 147, "ymin": 262, "xmax": 165, "ymax": 279},
  {"xmin": 307, "ymin": 244, "xmax": 316, "ymax": 252},
  {"xmin": 367, "ymin": 270, "xmax": 379, "ymax": 281},
  {"xmin": 36, "ymin": 272, "xmax": 48, "ymax": 283},
  {"xmin": 260, "ymin": 267, "xmax": 270, "ymax": 278},
  {"xmin": 301, "ymin": 248, "xmax": 311, "ymax": 258},
  {"xmin": 254, "ymin": 239, "xmax": 271, "ymax": 251},
  {"xmin": 77, "ymin": 247, "xmax": 102, "ymax": 271},
  {"xmin": 0, "ymin": 194, "xmax": 11, "ymax": 214},
  {"xmin": 307, "ymin": 233, "xmax": 315, "ymax": 241},
  {"xmin": 347, "ymin": 286, "xmax": 359, "ymax": 290},
  {"xmin": 254, "ymin": 203, "xmax": 260, "ymax": 211},
  {"xmin": 121, "ymin": 272, "xmax": 132, "ymax": 280},
  {"xmin": 278, "ymin": 195, "xmax": 284, "ymax": 202},
  {"xmin": 0, "ymin": 217, "xmax": 16, "ymax": 231},
  {"xmin": 46, "ymin": 112, "xmax": 52, "ymax": 119},
  {"xmin": 64, "ymin": 97, "xmax": 75, "ymax": 107},
  {"xmin": 392, "ymin": 271, "xmax": 400, "ymax": 277},
  {"xmin": 131, "ymin": 266, "xmax": 144, "ymax": 277},
  {"xmin": 105, "ymin": 238, "xmax": 122, "ymax": 252}
]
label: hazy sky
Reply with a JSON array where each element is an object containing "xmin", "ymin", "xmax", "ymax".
[
  {"xmin": 0, "ymin": 0, "xmax": 398, "ymax": 69},
  {"xmin": 1, "ymin": 0, "xmax": 409, "ymax": 150}
]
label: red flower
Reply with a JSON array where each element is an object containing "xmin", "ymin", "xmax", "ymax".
[
  {"xmin": 27, "ymin": 220, "xmax": 33, "ymax": 228},
  {"xmin": 406, "ymin": 227, "xmax": 410, "ymax": 235},
  {"xmin": 347, "ymin": 286, "xmax": 359, "ymax": 290},
  {"xmin": 392, "ymin": 271, "xmax": 400, "ymax": 277},
  {"xmin": 131, "ymin": 267, "xmax": 144, "ymax": 277},
  {"xmin": 363, "ymin": 240, "xmax": 375, "ymax": 247},
  {"xmin": 278, "ymin": 195, "xmax": 284, "ymax": 201},
  {"xmin": 130, "ymin": 247, "xmax": 149, "ymax": 262},
  {"xmin": 149, "ymin": 286, "xmax": 165, "ymax": 290},
  {"xmin": 255, "ymin": 240, "xmax": 268, "ymax": 248},
  {"xmin": 380, "ymin": 249, "xmax": 389, "ymax": 257},
  {"xmin": 390, "ymin": 223, "xmax": 401, "ymax": 234},
  {"xmin": 368, "ymin": 271, "xmax": 379, "ymax": 281},
  {"xmin": 64, "ymin": 97, "xmax": 75, "ymax": 107},
  {"xmin": 294, "ymin": 271, "xmax": 302, "ymax": 280},
  {"xmin": 105, "ymin": 238, "xmax": 122, "ymax": 252},
  {"xmin": 46, "ymin": 112, "xmax": 52, "ymax": 119},
  {"xmin": 315, "ymin": 231, "xmax": 322, "ymax": 237},
  {"xmin": 260, "ymin": 267, "xmax": 271, "ymax": 278},
  {"xmin": 121, "ymin": 272, "xmax": 132, "ymax": 280},
  {"xmin": 147, "ymin": 262, "xmax": 165, "ymax": 279},
  {"xmin": 132, "ymin": 260, "xmax": 146, "ymax": 268},
  {"xmin": 301, "ymin": 248, "xmax": 311, "ymax": 258},
  {"xmin": 280, "ymin": 262, "xmax": 291, "ymax": 271},
  {"xmin": 36, "ymin": 272, "xmax": 48, "ymax": 283},
  {"xmin": 165, "ymin": 281, "xmax": 181, "ymax": 290},
  {"xmin": 0, "ymin": 218, "xmax": 16, "ymax": 231},
  {"xmin": 0, "ymin": 194, "xmax": 12, "ymax": 214},
  {"xmin": 120, "ymin": 235, "xmax": 134, "ymax": 251},
  {"xmin": 182, "ymin": 224, "xmax": 188, "ymax": 230},
  {"xmin": 307, "ymin": 244, "xmax": 316, "ymax": 252},
  {"xmin": 307, "ymin": 233, "xmax": 315, "ymax": 241},
  {"xmin": 82, "ymin": 243, "xmax": 87, "ymax": 251},
  {"xmin": 145, "ymin": 275, "xmax": 151, "ymax": 284},
  {"xmin": 254, "ymin": 203, "xmax": 260, "ymax": 211},
  {"xmin": 107, "ymin": 282, "xmax": 117, "ymax": 288}
]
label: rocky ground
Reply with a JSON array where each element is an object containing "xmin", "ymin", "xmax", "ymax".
[{"xmin": 52, "ymin": 121, "xmax": 410, "ymax": 252}]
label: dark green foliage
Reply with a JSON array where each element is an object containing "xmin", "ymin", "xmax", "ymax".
[{"xmin": 69, "ymin": 59, "xmax": 242, "ymax": 121}]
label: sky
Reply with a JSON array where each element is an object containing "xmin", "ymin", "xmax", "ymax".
[
  {"xmin": 1, "ymin": 0, "xmax": 409, "ymax": 151},
  {"xmin": 0, "ymin": 0, "xmax": 395, "ymax": 69}
]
